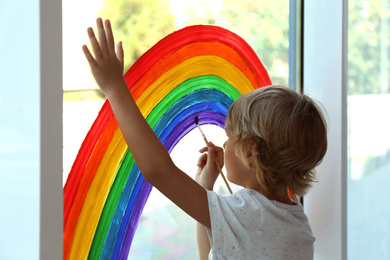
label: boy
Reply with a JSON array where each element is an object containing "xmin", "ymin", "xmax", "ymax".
[{"xmin": 83, "ymin": 18, "xmax": 327, "ymax": 259}]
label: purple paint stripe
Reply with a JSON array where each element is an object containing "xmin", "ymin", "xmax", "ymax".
[
  {"xmin": 118, "ymin": 181, "xmax": 153, "ymax": 259},
  {"xmin": 117, "ymin": 111, "xmax": 226, "ymax": 259},
  {"xmin": 164, "ymin": 111, "xmax": 226, "ymax": 153}
]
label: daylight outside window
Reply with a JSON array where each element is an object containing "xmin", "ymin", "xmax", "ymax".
[
  {"xmin": 347, "ymin": 0, "xmax": 390, "ymax": 259},
  {"xmin": 63, "ymin": 0, "xmax": 291, "ymax": 258}
]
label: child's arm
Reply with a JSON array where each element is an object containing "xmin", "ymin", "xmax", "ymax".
[
  {"xmin": 82, "ymin": 18, "xmax": 211, "ymax": 228},
  {"xmin": 195, "ymin": 144, "xmax": 224, "ymax": 259}
]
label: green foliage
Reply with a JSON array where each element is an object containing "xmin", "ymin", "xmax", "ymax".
[
  {"xmin": 218, "ymin": 0, "xmax": 289, "ymax": 86},
  {"xmin": 98, "ymin": 0, "xmax": 390, "ymax": 95},
  {"xmin": 99, "ymin": 0, "xmax": 289, "ymax": 86},
  {"xmin": 99, "ymin": 0, "xmax": 176, "ymax": 72},
  {"xmin": 349, "ymin": 0, "xmax": 390, "ymax": 94},
  {"xmin": 63, "ymin": 90, "xmax": 105, "ymax": 102}
]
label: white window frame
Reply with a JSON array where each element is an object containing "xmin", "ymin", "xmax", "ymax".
[
  {"xmin": 0, "ymin": 0, "xmax": 62, "ymax": 259},
  {"xmin": 3, "ymin": 0, "xmax": 348, "ymax": 258},
  {"xmin": 303, "ymin": 1, "xmax": 348, "ymax": 259}
]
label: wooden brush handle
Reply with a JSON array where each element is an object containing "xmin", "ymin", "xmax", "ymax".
[
  {"xmin": 215, "ymin": 160, "xmax": 233, "ymax": 194},
  {"xmin": 200, "ymin": 131, "xmax": 233, "ymax": 194}
]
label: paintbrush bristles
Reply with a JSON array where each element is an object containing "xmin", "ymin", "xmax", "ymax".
[{"xmin": 195, "ymin": 116, "xmax": 208, "ymax": 142}]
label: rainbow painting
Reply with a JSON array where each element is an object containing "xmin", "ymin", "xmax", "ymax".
[{"xmin": 63, "ymin": 25, "xmax": 271, "ymax": 259}]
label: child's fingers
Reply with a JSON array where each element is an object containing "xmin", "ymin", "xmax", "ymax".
[
  {"xmin": 207, "ymin": 142, "xmax": 224, "ymax": 154},
  {"xmin": 199, "ymin": 146, "xmax": 208, "ymax": 153},
  {"xmin": 199, "ymin": 144, "xmax": 223, "ymax": 157},
  {"xmin": 96, "ymin": 18, "xmax": 108, "ymax": 55},
  {"xmin": 207, "ymin": 143, "xmax": 224, "ymax": 167},
  {"xmin": 87, "ymin": 27, "xmax": 103, "ymax": 61},
  {"xmin": 82, "ymin": 45, "xmax": 98, "ymax": 69},
  {"xmin": 206, "ymin": 146, "xmax": 217, "ymax": 167},
  {"xmin": 116, "ymin": 41, "xmax": 124, "ymax": 68},
  {"xmin": 197, "ymin": 153, "xmax": 208, "ymax": 167},
  {"xmin": 208, "ymin": 142, "xmax": 219, "ymax": 151},
  {"xmin": 199, "ymin": 143, "xmax": 224, "ymax": 168},
  {"xmin": 104, "ymin": 19, "xmax": 116, "ymax": 54}
]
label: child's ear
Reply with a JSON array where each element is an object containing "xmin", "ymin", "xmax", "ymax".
[{"xmin": 245, "ymin": 141, "xmax": 257, "ymax": 167}]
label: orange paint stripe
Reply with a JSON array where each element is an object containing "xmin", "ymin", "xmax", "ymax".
[
  {"xmin": 63, "ymin": 117, "xmax": 118, "ymax": 260},
  {"xmin": 63, "ymin": 42, "xmax": 263, "ymax": 259},
  {"xmin": 130, "ymin": 41, "xmax": 261, "ymax": 100}
]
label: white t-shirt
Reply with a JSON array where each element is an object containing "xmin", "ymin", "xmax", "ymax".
[{"xmin": 206, "ymin": 189, "xmax": 315, "ymax": 260}]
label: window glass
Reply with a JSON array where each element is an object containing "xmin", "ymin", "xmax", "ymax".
[
  {"xmin": 0, "ymin": 1, "xmax": 40, "ymax": 259},
  {"xmin": 123, "ymin": 1, "xmax": 290, "ymax": 258},
  {"xmin": 348, "ymin": 0, "xmax": 390, "ymax": 259},
  {"xmin": 63, "ymin": 0, "xmax": 290, "ymax": 258}
]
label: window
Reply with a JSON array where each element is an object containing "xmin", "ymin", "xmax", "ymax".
[
  {"xmin": 0, "ymin": 1, "xmax": 40, "ymax": 259},
  {"xmin": 347, "ymin": 0, "xmax": 390, "ymax": 258},
  {"xmin": 63, "ymin": 0, "xmax": 294, "ymax": 259},
  {"xmin": 123, "ymin": 1, "xmax": 292, "ymax": 259}
]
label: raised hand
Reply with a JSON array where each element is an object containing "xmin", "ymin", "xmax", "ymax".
[
  {"xmin": 82, "ymin": 18, "xmax": 126, "ymax": 97},
  {"xmin": 81, "ymin": 17, "xmax": 212, "ymax": 230}
]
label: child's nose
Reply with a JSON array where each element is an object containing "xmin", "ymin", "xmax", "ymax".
[{"xmin": 223, "ymin": 141, "xmax": 227, "ymax": 149}]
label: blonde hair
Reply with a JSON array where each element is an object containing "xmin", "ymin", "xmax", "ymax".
[{"xmin": 225, "ymin": 85, "xmax": 327, "ymax": 200}]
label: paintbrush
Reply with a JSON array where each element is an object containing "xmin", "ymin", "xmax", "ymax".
[{"xmin": 195, "ymin": 116, "xmax": 233, "ymax": 194}]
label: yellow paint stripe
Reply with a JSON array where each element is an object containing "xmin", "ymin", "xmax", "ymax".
[{"xmin": 68, "ymin": 55, "xmax": 254, "ymax": 259}]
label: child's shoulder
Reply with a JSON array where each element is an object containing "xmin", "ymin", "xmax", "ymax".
[
  {"xmin": 210, "ymin": 189, "xmax": 304, "ymax": 214},
  {"xmin": 207, "ymin": 189, "xmax": 268, "ymax": 214}
]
